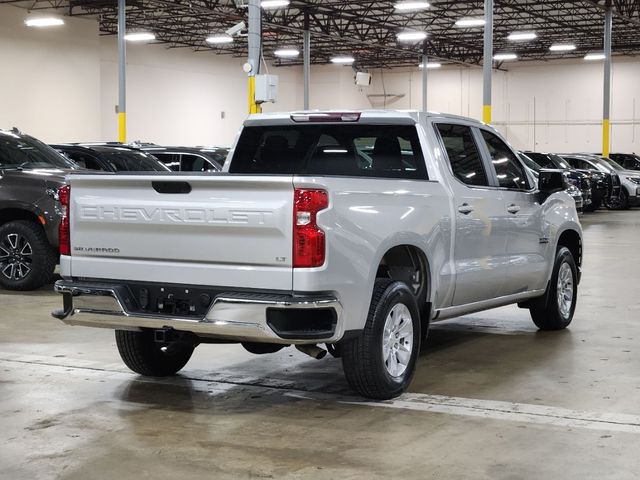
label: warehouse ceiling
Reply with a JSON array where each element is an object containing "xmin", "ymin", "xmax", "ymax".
[{"xmin": 4, "ymin": 0, "xmax": 640, "ymax": 68}]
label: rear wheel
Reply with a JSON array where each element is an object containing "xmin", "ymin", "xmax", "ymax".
[
  {"xmin": 529, "ymin": 247, "xmax": 577, "ymax": 330},
  {"xmin": 115, "ymin": 329, "xmax": 195, "ymax": 376},
  {"xmin": 341, "ymin": 280, "xmax": 421, "ymax": 399},
  {"xmin": 0, "ymin": 220, "xmax": 57, "ymax": 291}
]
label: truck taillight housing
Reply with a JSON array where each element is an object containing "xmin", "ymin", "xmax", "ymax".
[
  {"xmin": 58, "ymin": 185, "xmax": 71, "ymax": 256},
  {"xmin": 293, "ymin": 188, "xmax": 328, "ymax": 268}
]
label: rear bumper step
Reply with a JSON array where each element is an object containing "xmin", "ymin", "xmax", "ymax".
[{"xmin": 52, "ymin": 280, "xmax": 343, "ymax": 344}]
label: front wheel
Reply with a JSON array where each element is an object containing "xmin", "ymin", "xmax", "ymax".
[
  {"xmin": 115, "ymin": 330, "xmax": 195, "ymax": 376},
  {"xmin": 529, "ymin": 247, "xmax": 578, "ymax": 330},
  {"xmin": 341, "ymin": 280, "xmax": 421, "ymax": 399}
]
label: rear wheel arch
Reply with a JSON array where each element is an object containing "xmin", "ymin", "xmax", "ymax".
[{"xmin": 375, "ymin": 244, "xmax": 432, "ymax": 323}]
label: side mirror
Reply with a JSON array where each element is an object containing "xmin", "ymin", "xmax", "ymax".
[{"xmin": 538, "ymin": 169, "xmax": 567, "ymax": 203}]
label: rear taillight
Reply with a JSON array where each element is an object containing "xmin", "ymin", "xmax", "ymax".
[
  {"xmin": 58, "ymin": 185, "xmax": 71, "ymax": 256},
  {"xmin": 293, "ymin": 188, "xmax": 328, "ymax": 268}
]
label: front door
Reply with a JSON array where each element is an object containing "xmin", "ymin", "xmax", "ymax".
[
  {"xmin": 477, "ymin": 128, "xmax": 548, "ymax": 294},
  {"xmin": 434, "ymin": 123, "xmax": 510, "ymax": 306}
]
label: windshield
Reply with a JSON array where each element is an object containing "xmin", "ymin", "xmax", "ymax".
[
  {"xmin": 0, "ymin": 131, "xmax": 78, "ymax": 170},
  {"xmin": 604, "ymin": 157, "xmax": 625, "ymax": 171},
  {"xmin": 100, "ymin": 150, "xmax": 170, "ymax": 172},
  {"xmin": 548, "ymin": 154, "xmax": 571, "ymax": 169},
  {"xmin": 519, "ymin": 153, "xmax": 541, "ymax": 172}
]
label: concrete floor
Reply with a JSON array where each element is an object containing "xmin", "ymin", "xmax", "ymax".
[{"xmin": 1, "ymin": 209, "xmax": 639, "ymax": 480}]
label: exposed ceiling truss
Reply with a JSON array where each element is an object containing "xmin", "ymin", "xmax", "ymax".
[{"xmin": 2, "ymin": 0, "xmax": 640, "ymax": 69}]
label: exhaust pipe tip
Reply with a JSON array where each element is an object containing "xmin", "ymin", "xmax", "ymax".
[{"xmin": 295, "ymin": 344, "xmax": 327, "ymax": 360}]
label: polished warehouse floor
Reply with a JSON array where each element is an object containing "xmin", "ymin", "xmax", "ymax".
[{"xmin": 1, "ymin": 210, "xmax": 639, "ymax": 480}]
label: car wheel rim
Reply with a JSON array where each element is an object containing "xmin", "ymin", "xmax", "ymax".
[
  {"xmin": 382, "ymin": 303, "xmax": 413, "ymax": 378},
  {"xmin": 556, "ymin": 262, "xmax": 573, "ymax": 319},
  {"xmin": 0, "ymin": 233, "xmax": 33, "ymax": 281}
]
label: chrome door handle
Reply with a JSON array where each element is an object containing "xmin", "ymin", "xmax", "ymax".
[
  {"xmin": 458, "ymin": 203, "xmax": 474, "ymax": 215},
  {"xmin": 507, "ymin": 204, "xmax": 521, "ymax": 214}
]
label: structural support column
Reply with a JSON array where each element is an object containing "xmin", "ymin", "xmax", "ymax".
[
  {"xmin": 247, "ymin": 0, "xmax": 262, "ymax": 114},
  {"xmin": 602, "ymin": 7, "xmax": 613, "ymax": 157},
  {"xmin": 482, "ymin": 0, "xmax": 493, "ymax": 124},
  {"xmin": 422, "ymin": 53, "xmax": 428, "ymax": 112},
  {"xmin": 117, "ymin": 0, "xmax": 126, "ymax": 142},
  {"xmin": 303, "ymin": 11, "xmax": 311, "ymax": 110}
]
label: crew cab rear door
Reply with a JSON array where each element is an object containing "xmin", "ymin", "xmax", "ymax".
[{"xmin": 66, "ymin": 174, "xmax": 294, "ymax": 290}]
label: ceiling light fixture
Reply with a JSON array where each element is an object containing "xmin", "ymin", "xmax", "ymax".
[
  {"xmin": 275, "ymin": 48, "xmax": 300, "ymax": 57},
  {"xmin": 206, "ymin": 34, "xmax": 234, "ymax": 44},
  {"xmin": 419, "ymin": 62, "xmax": 442, "ymax": 69},
  {"xmin": 455, "ymin": 18, "xmax": 485, "ymax": 27},
  {"xmin": 261, "ymin": 0, "xmax": 290, "ymax": 8},
  {"xmin": 397, "ymin": 31, "xmax": 428, "ymax": 42},
  {"xmin": 331, "ymin": 56, "xmax": 355, "ymax": 65},
  {"xmin": 493, "ymin": 53, "xmax": 518, "ymax": 60},
  {"xmin": 584, "ymin": 52, "xmax": 606, "ymax": 60},
  {"xmin": 394, "ymin": 1, "xmax": 430, "ymax": 11},
  {"xmin": 24, "ymin": 16, "xmax": 64, "ymax": 27},
  {"xmin": 507, "ymin": 32, "xmax": 537, "ymax": 41},
  {"xmin": 549, "ymin": 43, "xmax": 576, "ymax": 52},
  {"xmin": 124, "ymin": 32, "xmax": 155, "ymax": 42}
]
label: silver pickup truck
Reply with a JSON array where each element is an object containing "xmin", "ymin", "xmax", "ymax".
[{"xmin": 52, "ymin": 111, "xmax": 583, "ymax": 399}]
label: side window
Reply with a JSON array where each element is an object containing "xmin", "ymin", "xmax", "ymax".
[
  {"xmin": 181, "ymin": 154, "xmax": 207, "ymax": 172},
  {"xmin": 64, "ymin": 151, "xmax": 103, "ymax": 171},
  {"xmin": 480, "ymin": 130, "xmax": 530, "ymax": 190},
  {"xmin": 153, "ymin": 153, "xmax": 180, "ymax": 171},
  {"xmin": 434, "ymin": 123, "xmax": 489, "ymax": 187}
]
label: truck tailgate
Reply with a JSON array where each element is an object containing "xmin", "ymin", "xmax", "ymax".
[{"xmin": 66, "ymin": 174, "xmax": 294, "ymax": 290}]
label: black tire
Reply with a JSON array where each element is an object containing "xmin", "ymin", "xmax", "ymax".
[
  {"xmin": 341, "ymin": 279, "xmax": 421, "ymax": 400},
  {"xmin": 0, "ymin": 220, "xmax": 57, "ymax": 291},
  {"xmin": 583, "ymin": 195, "xmax": 600, "ymax": 212},
  {"xmin": 529, "ymin": 246, "xmax": 577, "ymax": 330},
  {"xmin": 619, "ymin": 189, "xmax": 630, "ymax": 210},
  {"xmin": 115, "ymin": 329, "xmax": 195, "ymax": 376}
]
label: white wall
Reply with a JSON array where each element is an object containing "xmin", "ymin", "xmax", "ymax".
[
  {"xmin": 1, "ymin": 3, "xmax": 639, "ymax": 153},
  {"xmin": 0, "ymin": 6, "xmax": 101, "ymax": 143}
]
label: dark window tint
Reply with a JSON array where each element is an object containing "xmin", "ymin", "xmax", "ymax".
[
  {"xmin": 181, "ymin": 154, "xmax": 218, "ymax": 172},
  {"xmin": 152, "ymin": 153, "xmax": 180, "ymax": 171},
  {"xmin": 229, "ymin": 124, "xmax": 428, "ymax": 180},
  {"xmin": 0, "ymin": 133, "xmax": 77, "ymax": 170},
  {"xmin": 480, "ymin": 130, "xmax": 530, "ymax": 190},
  {"xmin": 564, "ymin": 157, "xmax": 593, "ymax": 171},
  {"xmin": 434, "ymin": 123, "xmax": 489, "ymax": 186},
  {"xmin": 59, "ymin": 150, "xmax": 104, "ymax": 170},
  {"xmin": 518, "ymin": 153, "xmax": 541, "ymax": 172},
  {"xmin": 99, "ymin": 150, "xmax": 169, "ymax": 172}
]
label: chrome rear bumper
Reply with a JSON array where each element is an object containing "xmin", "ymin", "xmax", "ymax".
[{"xmin": 52, "ymin": 280, "xmax": 343, "ymax": 344}]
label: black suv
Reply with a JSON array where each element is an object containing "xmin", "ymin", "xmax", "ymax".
[
  {"xmin": 51, "ymin": 144, "xmax": 170, "ymax": 173},
  {"xmin": 521, "ymin": 151, "xmax": 596, "ymax": 211},
  {"xmin": 0, "ymin": 129, "xmax": 79, "ymax": 290},
  {"xmin": 141, "ymin": 146, "xmax": 228, "ymax": 172},
  {"xmin": 561, "ymin": 154, "xmax": 623, "ymax": 209}
]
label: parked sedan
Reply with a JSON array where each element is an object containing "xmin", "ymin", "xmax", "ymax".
[
  {"xmin": 561, "ymin": 154, "xmax": 625, "ymax": 209},
  {"xmin": 51, "ymin": 144, "xmax": 170, "ymax": 173},
  {"xmin": 141, "ymin": 146, "xmax": 229, "ymax": 172},
  {"xmin": 521, "ymin": 151, "xmax": 593, "ymax": 211},
  {"xmin": 608, "ymin": 153, "xmax": 640, "ymax": 172}
]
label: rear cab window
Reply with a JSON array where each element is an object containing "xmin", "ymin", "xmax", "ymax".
[{"xmin": 229, "ymin": 124, "xmax": 428, "ymax": 180}]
